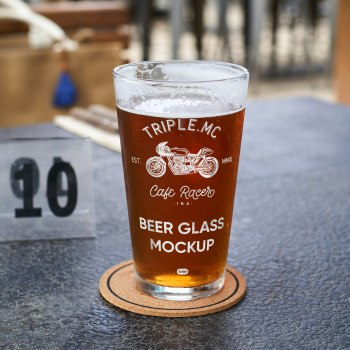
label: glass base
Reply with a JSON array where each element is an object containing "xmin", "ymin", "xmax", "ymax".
[{"xmin": 135, "ymin": 270, "xmax": 226, "ymax": 301}]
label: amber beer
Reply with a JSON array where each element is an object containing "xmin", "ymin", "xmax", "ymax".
[
  {"xmin": 117, "ymin": 108, "xmax": 244, "ymax": 284},
  {"xmin": 113, "ymin": 61, "xmax": 249, "ymax": 300}
]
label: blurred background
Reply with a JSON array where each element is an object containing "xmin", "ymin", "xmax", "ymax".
[{"xmin": 0, "ymin": 0, "xmax": 349, "ymax": 129}]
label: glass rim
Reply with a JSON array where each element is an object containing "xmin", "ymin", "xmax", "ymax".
[{"xmin": 113, "ymin": 60, "xmax": 249, "ymax": 84}]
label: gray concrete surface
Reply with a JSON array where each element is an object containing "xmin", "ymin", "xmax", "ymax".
[{"xmin": 0, "ymin": 98, "xmax": 349, "ymax": 349}]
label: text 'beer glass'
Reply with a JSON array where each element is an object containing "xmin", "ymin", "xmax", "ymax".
[{"xmin": 113, "ymin": 61, "xmax": 249, "ymax": 300}]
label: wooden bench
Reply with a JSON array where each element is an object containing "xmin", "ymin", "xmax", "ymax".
[{"xmin": 0, "ymin": 1, "xmax": 130, "ymax": 48}]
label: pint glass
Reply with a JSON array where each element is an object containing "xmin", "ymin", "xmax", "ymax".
[{"xmin": 113, "ymin": 61, "xmax": 249, "ymax": 300}]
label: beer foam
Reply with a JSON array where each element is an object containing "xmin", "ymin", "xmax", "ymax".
[
  {"xmin": 117, "ymin": 96, "xmax": 244, "ymax": 119},
  {"xmin": 114, "ymin": 62, "xmax": 249, "ymax": 118}
]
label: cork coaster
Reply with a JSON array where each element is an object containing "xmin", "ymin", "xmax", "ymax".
[{"xmin": 99, "ymin": 260, "xmax": 246, "ymax": 317}]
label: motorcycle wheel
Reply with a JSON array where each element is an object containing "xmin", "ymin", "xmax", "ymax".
[
  {"xmin": 146, "ymin": 157, "xmax": 166, "ymax": 177},
  {"xmin": 198, "ymin": 157, "xmax": 219, "ymax": 178}
]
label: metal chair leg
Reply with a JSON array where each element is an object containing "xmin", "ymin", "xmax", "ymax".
[
  {"xmin": 244, "ymin": 0, "xmax": 268, "ymax": 78},
  {"xmin": 218, "ymin": 0, "xmax": 233, "ymax": 62},
  {"xmin": 192, "ymin": 0, "xmax": 204, "ymax": 60},
  {"xmin": 138, "ymin": 0, "xmax": 153, "ymax": 61},
  {"xmin": 170, "ymin": 0, "xmax": 183, "ymax": 59}
]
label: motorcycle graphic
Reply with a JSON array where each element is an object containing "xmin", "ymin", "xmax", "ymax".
[{"xmin": 146, "ymin": 142, "xmax": 219, "ymax": 178}]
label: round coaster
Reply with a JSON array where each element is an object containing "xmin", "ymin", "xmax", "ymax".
[{"xmin": 99, "ymin": 260, "xmax": 246, "ymax": 317}]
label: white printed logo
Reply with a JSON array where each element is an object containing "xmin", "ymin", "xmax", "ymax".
[
  {"xmin": 177, "ymin": 268, "xmax": 189, "ymax": 275},
  {"xmin": 146, "ymin": 142, "xmax": 219, "ymax": 178}
]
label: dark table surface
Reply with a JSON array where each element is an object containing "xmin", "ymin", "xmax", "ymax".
[{"xmin": 1, "ymin": 98, "xmax": 350, "ymax": 350}]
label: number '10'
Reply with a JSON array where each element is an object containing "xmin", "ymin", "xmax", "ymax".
[{"xmin": 11, "ymin": 158, "xmax": 78, "ymax": 218}]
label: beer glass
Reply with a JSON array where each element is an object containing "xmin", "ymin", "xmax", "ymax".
[{"xmin": 113, "ymin": 61, "xmax": 249, "ymax": 301}]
